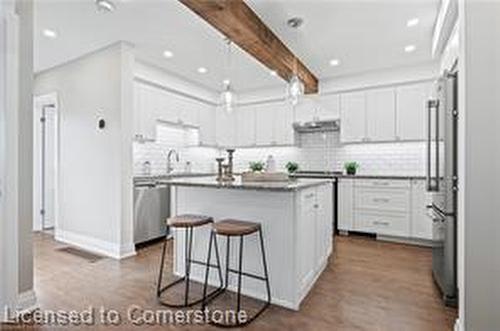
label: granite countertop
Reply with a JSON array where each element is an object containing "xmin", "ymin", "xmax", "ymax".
[
  {"xmin": 134, "ymin": 173, "xmax": 215, "ymax": 186},
  {"xmin": 335, "ymin": 174, "xmax": 426, "ymax": 180},
  {"xmin": 158, "ymin": 176, "xmax": 332, "ymax": 192}
]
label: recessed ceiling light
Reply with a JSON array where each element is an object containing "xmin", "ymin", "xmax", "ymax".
[
  {"xmin": 407, "ymin": 18, "xmax": 420, "ymax": 27},
  {"xmin": 43, "ymin": 29, "xmax": 57, "ymax": 39},
  {"xmin": 96, "ymin": 0, "xmax": 115, "ymax": 13},
  {"xmin": 270, "ymin": 70, "xmax": 278, "ymax": 77},
  {"xmin": 404, "ymin": 45, "xmax": 416, "ymax": 53},
  {"xmin": 329, "ymin": 59, "xmax": 340, "ymax": 66},
  {"xmin": 197, "ymin": 67, "xmax": 208, "ymax": 74},
  {"xmin": 162, "ymin": 50, "xmax": 174, "ymax": 58},
  {"xmin": 222, "ymin": 79, "xmax": 230, "ymax": 85}
]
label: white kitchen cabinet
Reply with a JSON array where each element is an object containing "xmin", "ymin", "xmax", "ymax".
[
  {"xmin": 293, "ymin": 97, "xmax": 316, "ymax": 124},
  {"xmin": 338, "ymin": 178, "xmax": 354, "ymax": 232},
  {"xmin": 411, "ymin": 179, "xmax": 433, "ymax": 240},
  {"xmin": 154, "ymin": 88, "xmax": 180, "ymax": 124},
  {"xmin": 365, "ymin": 88, "xmax": 396, "ymax": 141},
  {"xmin": 273, "ymin": 102, "xmax": 295, "ymax": 145},
  {"xmin": 255, "ymin": 103, "xmax": 275, "ymax": 146},
  {"xmin": 340, "ymin": 91, "xmax": 366, "ymax": 143},
  {"xmin": 215, "ymin": 107, "xmax": 236, "ymax": 147},
  {"xmin": 177, "ymin": 95, "xmax": 200, "ymax": 127},
  {"xmin": 396, "ymin": 83, "xmax": 431, "ymax": 141},
  {"xmin": 317, "ymin": 94, "xmax": 341, "ymax": 121},
  {"xmin": 133, "ymin": 82, "xmax": 157, "ymax": 141},
  {"xmin": 235, "ymin": 106, "xmax": 256, "ymax": 147},
  {"xmin": 198, "ymin": 106, "xmax": 216, "ymax": 146}
]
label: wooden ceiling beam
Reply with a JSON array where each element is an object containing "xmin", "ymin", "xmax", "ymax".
[{"xmin": 178, "ymin": 0, "xmax": 319, "ymax": 94}]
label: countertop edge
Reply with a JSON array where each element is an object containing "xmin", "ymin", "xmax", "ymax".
[{"xmin": 159, "ymin": 178, "xmax": 332, "ymax": 192}]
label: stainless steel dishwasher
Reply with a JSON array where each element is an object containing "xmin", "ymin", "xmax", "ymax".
[{"xmin": 133, "ymin": 182, "xmax": 169, "ymax": 244}]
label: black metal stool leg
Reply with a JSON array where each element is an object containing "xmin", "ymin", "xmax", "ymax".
[
  {"xmin": 224, "ymin": 236, "xmax": 231, "ymax": 290},
  {"xmin": 258, "ymin": 228, "xmax": 272, "ymax": 305},
  {"xmin": 184, "ymin": 227, "xmax": 194, "ymax": 306},
  {"xmin": 236, "ymin": 234, "xmax": 244, "ymax": 313},
  {"xmin": 156, "ymin": 226, "xmax": 169, "ymax": 296},
  {"xmin": 202, "ymin": 231, "xmax": 214, "ymax": 310}
]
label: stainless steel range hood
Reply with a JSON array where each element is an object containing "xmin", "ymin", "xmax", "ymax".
[{"xmin": 293, "ymin": 119, "xmax": 340, "ymax": 133}]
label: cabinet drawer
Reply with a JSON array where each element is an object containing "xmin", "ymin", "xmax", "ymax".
[
  {"xmin": 354, "ymin": 179, "xmax": 410, "ymax": 189},
  {"xmin": 354, "ymin": 211, "xmax": 410, "ymax": 237},
  {"xmin": 355, "ymin": 188, "xmax": 410, "ymax": 213}
]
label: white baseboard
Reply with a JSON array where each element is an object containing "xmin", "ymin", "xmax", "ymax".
[
  {"xmin": 16, "ymin": 290, "xmax": 38, "ymax": 313},
  {"xmin": 55, "ymin": 229, "xmax": 136, "ymax": 260}
]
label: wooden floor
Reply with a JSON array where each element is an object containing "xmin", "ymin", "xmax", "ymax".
[{"xmin": 4, "ymin": 233, "xmax": 456, "ymax": 330}]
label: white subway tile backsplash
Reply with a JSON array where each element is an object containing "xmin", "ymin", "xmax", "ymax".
[{"xmin": 134, "ymin": 124, "xmax": 428, "ymax": 177}]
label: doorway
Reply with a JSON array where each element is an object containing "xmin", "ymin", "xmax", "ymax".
[{"xmin": 33, "ymin": 93, "xmax": 59, "ymax": 233}]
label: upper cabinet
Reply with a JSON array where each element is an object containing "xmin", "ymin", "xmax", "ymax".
[
  {"xmin": 133, "ymin": 82, "xmax": 157, "ymax": 141},
  {"xmin": 236, "ymin": 105, "xmax": 256, "ymax": 147},
  {"xmin": 215, "ymin": 107, "xmax": 236, "ymax": 148},
  {"xmin": 396, "ymin": 82, "xmax": 432, "ymax": 141},
  {"xmin": 340, "ymin": 91, "xmax": 366, "ymax": 143},
  {"xmin": 340, "ymin": 81, "xmax": 431, "ymax": 144},
  {"xmin": 133, "ymin": 80, "xmax": 215, "ymax": 146},
  {"xmin": 294, "ymin": 94, "xmax": 340, "ymax": 124},
  {"xmin": 365, "ymin": 88, "xmax": 396, "ymax": 142},
  {"xmin": 316, "ymin": 94, "xmax": 341, "ymax": 121}
]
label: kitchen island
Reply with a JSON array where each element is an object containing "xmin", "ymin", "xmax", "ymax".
[{"xmin": 162, "ymin": 176, "xmax": 333, "ymax": 310}]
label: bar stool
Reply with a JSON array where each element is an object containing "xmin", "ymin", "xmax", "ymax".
[
  {"xmin": 157, "ymin": 214, "xmax": 223, "ymax": 307},
  {"xmin": 202, "ymin": 219, "xmax": 271, "ymax": 327}
]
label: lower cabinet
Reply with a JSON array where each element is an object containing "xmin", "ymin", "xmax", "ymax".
[{"xmin": 337, "ymin": 178, "xmax": 432, "ymax": 243}]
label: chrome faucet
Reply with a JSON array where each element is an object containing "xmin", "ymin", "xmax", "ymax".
[{"xmin": 166, "ymin": 149, "xmax": 180, "ymax": 174}]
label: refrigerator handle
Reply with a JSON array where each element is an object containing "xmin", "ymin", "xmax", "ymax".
[
  {"xmin": 426, "ymin": 99, "xmax": 439, "ymax": 192},
  {"xmin": 434, "ymin": 99, "xmax": 440, "ymax": 192}
]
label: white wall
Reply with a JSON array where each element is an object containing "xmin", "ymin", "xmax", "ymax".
[
  {"xmin": 0, "ymin": 0, "xmax": 20, "ymax": 315},
  {"xmin": 34, "ymin": 42, "xmax": 135, "ymax": 259},
  {"xmin": 458, "ymin": 1, "xmax": 500, "ymax": 330}
]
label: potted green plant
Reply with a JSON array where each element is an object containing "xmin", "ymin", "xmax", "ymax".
[
  {"xmin": 344, "ymin": 161, "xmax": 359, "ymax": 175},
  {"xmin": 249, "ymin": 161, "xmax": 265, "ymax": 173},
  {"xmin": 285, "ymin": 161, "xmax": 299, "ymax": 174}
]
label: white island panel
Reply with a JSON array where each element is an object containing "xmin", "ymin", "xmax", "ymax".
[{"xmin": 170, "ymin": 181, "xmax": 333, "ymax": 310}]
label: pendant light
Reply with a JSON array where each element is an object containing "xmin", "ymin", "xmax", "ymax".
[
  {"xmin": 220, "ymin": 38, "xmax": 237, "ymax": 114},
  {"xmin": 286, "ymin": 17, "xmax": 305, "ymax": 107}
]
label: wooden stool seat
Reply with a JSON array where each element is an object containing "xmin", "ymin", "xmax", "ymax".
[
  {"xmin": 167, "ymin": 214, "xmax": 213, "ymax": 228},
  {"xmin": 213, "ymin": 219, "xmax": 261, "ymax": 236}
]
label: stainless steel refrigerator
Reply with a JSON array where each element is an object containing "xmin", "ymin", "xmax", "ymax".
[{"xmin": 426, "ymin": 70, "xmax": 458, "ymax": 307}]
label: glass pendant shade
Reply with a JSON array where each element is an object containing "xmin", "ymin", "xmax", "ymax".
[
  {"xmin": 287, "ymin": 74, "xmax": 304, "ymax": 106},
  {"xmin": 220, "ymin": 82, "xmax": 236, "ymax": 114}
]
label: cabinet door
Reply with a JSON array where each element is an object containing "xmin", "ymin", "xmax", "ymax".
[
  {"xmin": 255, "ymin": 103, "xmax": 274, "ymax": 146},
  {"xmin": 198, "ymin": 106, "xmax": 216, "ymax": 146},
  {"xmin": 338, "ymin": 179, "xmax": 354, "ymax": 231},
  {"xmin": 154, "ymin": 88, "xmax": 180, "ymax": 123},
  {"xmin": 298, "ymin": 188, "xmax": 317, "ymax": 283},
  {"xmin": 340, "ymin": 91, "xmax": 366, "ymax": 143},
  {"xmin": 293, "ymin": 96, "xmax": 315, "ymax": 124},
  {"xmin": 178, "ymin": 96, "xmax": 200, "ymax": 127},
  {"xmin": 366, "ymin": 87, "xmax": 396, "ymax": 141},
  {"xmin": 235, "ymin": 106, "xmax": 256, "ymax": 147},
  {"xmin": 396, "ymin": 83, "xmax": 431, "ymax": 141},
  {"xmin": 133, "ymin": 82, "xmax": 156, "ymax": 141},
  {"xmin": 215, "ymin": 107, "xmax": 236, "ymax": 147},
  {"xmin": 411, "ymin": 179, "xmax": 433, "ymax": 239},
  {"xmin": 315, "ymin": 184, "xmax": 333, "ymax": 267},
  {"xmin": 317, "ymin": 94, "xmax": 340, "ymax": 121},
  {"xmin": 273, "ymin": 102, "xmax": 294, "ymax": 145}
]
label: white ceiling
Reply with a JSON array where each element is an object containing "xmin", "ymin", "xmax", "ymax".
[{"xmin": 35, "ymin": 0, "xmax": 440, "ymax": 93}]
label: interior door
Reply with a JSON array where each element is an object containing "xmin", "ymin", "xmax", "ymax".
[{"xmin": 41, "ymin": 105, "xmax": 57, "ymax": 230}]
